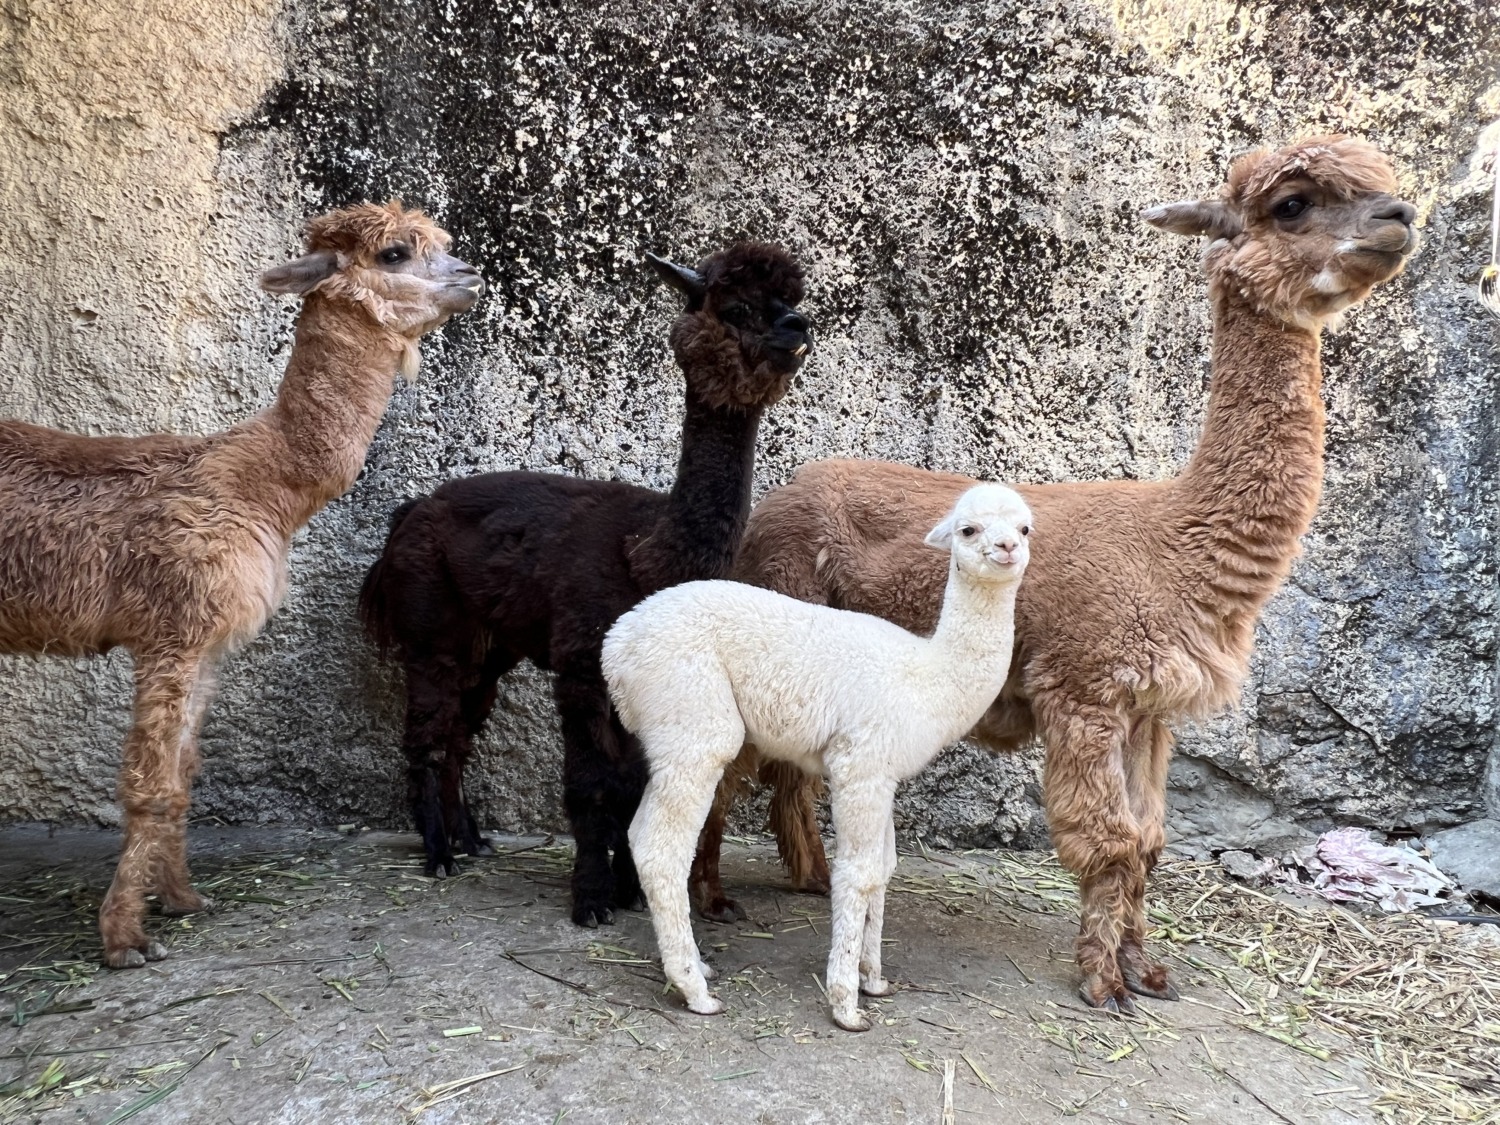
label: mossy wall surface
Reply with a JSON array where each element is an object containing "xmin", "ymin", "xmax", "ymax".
[{"xmin": 2, "ymin": 0, "xmax": 1497, "ymax": 851}]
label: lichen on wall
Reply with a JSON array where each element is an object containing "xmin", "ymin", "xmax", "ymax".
[{"xmin": 1, "ymin": 0, "xmax": 1497, "ymax": 854}]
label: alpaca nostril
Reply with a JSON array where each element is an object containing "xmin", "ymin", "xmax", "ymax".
[
  {"xmin": 1374, "ymin": 200, "xmax": 1416, "ymax": 227},
  {"xmin": 776, "ymin": 311, "xmax": 809, "ymax": 335}
]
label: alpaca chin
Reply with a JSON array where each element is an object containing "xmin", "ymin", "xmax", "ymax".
[{"xmin": 398, "ymin": 340, "xmax": 421, "ymax": 381}]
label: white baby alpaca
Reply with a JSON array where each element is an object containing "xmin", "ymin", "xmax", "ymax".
[{"xmin": 603, "ymin": 483, "xmax": 1031, "ymax": 1031}]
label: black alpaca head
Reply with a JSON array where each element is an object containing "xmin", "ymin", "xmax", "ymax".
[{"xmin": 646, "ymin": 242, "xmax": 811, "ymax": 410}]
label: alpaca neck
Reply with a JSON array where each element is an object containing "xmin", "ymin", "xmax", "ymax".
[
  {"xmin": 632, "ymin": 394, "xmax": 763, "ymax": 590},
  {"xmin": 1172, "ymin": 286, "xmax": 1324, "ymax": 614},
  {"xmin": 921, "ymin": 565, "xmax": 1020, "ymax": 742},
  {"xmin": 256, "ymin": 297, "xmax": 406, "ymax": 533}
]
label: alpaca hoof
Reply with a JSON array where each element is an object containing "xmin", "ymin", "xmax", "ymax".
[
  {"xmin": 698, "ymin": 959, "xmax": 717, "ymax": 981},
  {"xmin": 425, "ymin": 857, "xmax": 459, "ymax": 879},
  {"xmin": 145, "ymin": 941, "xmax": 169, "ymax": 962},
  {"xmin": 1080, "ymin": 979, "xmax": 1137, "ymax": 1017},
  {"xmin": 469, "ymin": 840, "xmax": 495, "ymax": 858},
  {"xmin": 686, "ymin": 995, "xmax": 725, "ymax": 1017},
  {"xmin": 832, "ymin": 1007, "xmax": 872, "ymax": 1032},
  {"xmin": 860, "ymin": 978, "xmax": 896, "ymax": 998},
  {"xmin": 617, "ymin": 889, "xmax": 648, "ymax": 913},
  {"xmin": 698, "ymin": 897, "xmax": 746, "ymax": 924},
  {"xmin": 796, "ymin": 873, "xmax": 832, "ymax": 898},
  {"xmin": 107, "ymin": 948, "xmax": 147, "ymax": 970},
  {"xmin": 1121, "ymin": 965, "xmax": 1180, "ymax": 1001},
  {"xmin": 161, "ymin": 894, "xmax": 215, "ymax": 917},
  {"xmin": 572, "ymin": 901, "xmax": 615, "ymax": 928}
]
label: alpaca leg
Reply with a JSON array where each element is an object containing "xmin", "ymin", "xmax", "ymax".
[
  {"xmin": 765, "ymin": 758, "xmax": 831, "ymax": 895},
  {"xmin": 690, "ymin": 751, "xmax": 753, "ymax": 922},
  {"xmin": 609, "ymin": 739, "xmax": 649, "ymax": 912},
  {"xmin": 1118, "ymin": 718, "xmax": 1178, "ymax": 1001},
  {"xmin": 100, "ymin": 652, "xmax": 203, "ymax": 968},
  {"xmin": 557, "ymin": 664, "xmax": 634, "ymax": 926},
  {"xmin": 153, "ymin": 659, "xmax": 219, "ymax": 916},
  {"xmin": 825, "ymin": 778, "xmax": 894, "ymax": 1031},
  {"xmin": 447, "ymin": 651, "xmax": 516, "ymax": 859},
  {"xmin": 401, "ymin": 657, "xmax": 469, "ymax": 878},
  {"xmin": 1036, "ymin": 698, "xmax": 1142, "ymax": 1015},
  {"xmin": 858, "ymin": 811, "xmax": 898, "ymax": 998},
  {"xmin": 629, "ymin": 747, "xmax": 736, "ymax": 1015}
]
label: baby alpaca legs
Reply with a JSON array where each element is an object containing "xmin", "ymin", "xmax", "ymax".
[
  {"xmin": 631, "ymin": 738, "xmax": 738, "ymax": 1015},
  {"xmin": 825, "ymin": 779, "xmax": 898, "ymax": 1031}
]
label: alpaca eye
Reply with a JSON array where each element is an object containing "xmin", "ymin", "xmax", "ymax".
[
  {"xmin": 960, "ymin": 526, "xmax": 977, "ymax": 538},
  {"xmin": 380, "ymin": 246, "xmax": 410, "ymax": 265},
  {"xmin": 1272, "ymin": 197, "xmax": 1308, "ymax": 221},
  {"xmin": 1020, "ymin": 525, "xmax": 1031, "ymax": 537},
  {"xmin": 719, "ymin": 303, "xmax": 750, "ymax": 327}
]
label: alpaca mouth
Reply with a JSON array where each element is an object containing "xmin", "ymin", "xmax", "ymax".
[{"xmin": 793, "ymin": 343, "xmax": 808, "ymax": 357}]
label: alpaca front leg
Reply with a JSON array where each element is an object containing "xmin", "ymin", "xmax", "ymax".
[
  {"xmin": 858, "ymin": 812, "xmax": 898, "ymax": 998},
  {"xmin": 1038, "ymin": 701, "xmax": 1142, "ymax": 1014},
  {"xmin": 1118, "ymin": 718, "xmax": 1178, "ymax": 1001},
  {"xmin": 101, "ymin": 652, "xmax": 201, "ymax": 968},
  {"xmin": 629, "ymin": 763, "xmax": 728, "ymax": 1015},
  {"xmin": 153, "ymin": 659, "xmax": 218, "ymax": 917},
  {"xmin": 825, "ymin": 781, "xmax": 892, "ymax": 1031}
]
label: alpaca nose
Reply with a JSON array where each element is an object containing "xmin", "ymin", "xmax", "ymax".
[
  {"xmin": 775, "ymin": 310, "xmax": 810, "ymax": 335},
  {"xmin": 1374, "ymin": 199, "xmax": 1415, "ymax": 227}
]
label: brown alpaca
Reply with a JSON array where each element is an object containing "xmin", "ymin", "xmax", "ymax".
[
  {"xmin": 0, "ymin": 202, "xmax": 482, "ymax": 969},
  {"xmin": 723, "ymin": 137, "xmax": 1417, "ymax": 1012}
]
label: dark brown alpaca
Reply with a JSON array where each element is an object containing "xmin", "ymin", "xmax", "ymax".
[
  {"xmin": 724, "ymin": 137, "xmax": 1417, "ymax": 1011},
  {"xmin": 359, "ymin": 242, "xmax": 811, "ymax": 927},
  {"xmin": 0, "ymin": 202, "xmax": 482, "ymax": 969}
]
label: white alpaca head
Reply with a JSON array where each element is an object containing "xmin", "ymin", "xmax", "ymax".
[{"xmin": 923, "ymin": 484, "xmax": 1032, "ymax": 582}]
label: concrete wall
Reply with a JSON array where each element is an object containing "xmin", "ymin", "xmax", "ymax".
[{"xmin": 2, "ymin": 0, "xmax": 1497, "ymax": 853}]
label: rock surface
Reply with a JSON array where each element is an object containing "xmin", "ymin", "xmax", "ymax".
[
  {"xmin": 1425, "ymin": 818, "xmax": 1500, "ymax": 899},
  {"xmin": 1, "ymin": 0, "xmax": 1498, "ymax": 850}
]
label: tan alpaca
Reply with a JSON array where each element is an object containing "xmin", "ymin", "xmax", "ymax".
[
  {"xmin": 720, "ymin": 136, "xmax": 1417, "ymax": 1012},
  {"xmin": 0, "ymin": 202, "xmax": 482, "ymax": 969}
]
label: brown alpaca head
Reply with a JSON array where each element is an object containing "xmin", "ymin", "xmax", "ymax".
[
  {"xmin": 1143, "ymin": 136, "xmax": 1417, "ymax": 331},
  {"xmin": 260, "ymin": 202, "xmax": 484, "ymax": 362},
  {"xmin": 648, "ymin": 241, "xmax": 811, "ymax": 410}
]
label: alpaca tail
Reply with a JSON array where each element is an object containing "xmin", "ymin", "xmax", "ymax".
[{"xmin": 358, "ymin": 496, "xmax": 426, "ymax": 655}]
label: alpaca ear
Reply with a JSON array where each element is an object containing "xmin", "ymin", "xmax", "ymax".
[
  {"xmin": 923, "ymin": 515, "xmax": 957, "ymax": 551},
  {"xmin": 260, "ymin": 250, "xmax": 340, "ymax": 295},
  {"xmin": 1140, "ymin": 200, "xmax": 1243, "ymax": 241},
  {"xmin": 646, "ymin": 252, "xmax": 707, "ymax": 307}
]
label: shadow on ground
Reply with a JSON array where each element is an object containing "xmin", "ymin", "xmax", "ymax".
[{"xmin": 0, "ymin": 826, "xmax": 1377, "ymax": 1123}]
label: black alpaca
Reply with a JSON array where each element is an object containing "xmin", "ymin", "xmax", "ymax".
[{"xmin": 360, "ymin": 243, "xmax": 810, "ymax": 926}]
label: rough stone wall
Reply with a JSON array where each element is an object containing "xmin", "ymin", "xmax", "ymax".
[{"xmin": 1, "ymin": 0, "xmax": 1497, "ymax": 853}]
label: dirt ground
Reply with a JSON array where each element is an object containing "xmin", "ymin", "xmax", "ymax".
[{"xmin": 0, "ymin": 825, "xmax": 1384, "ymax": 1124}]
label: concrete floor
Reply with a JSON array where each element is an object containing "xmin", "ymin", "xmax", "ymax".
[{"xmin": 0, "ymin": 825, "xmax": 1377, "ymax": 1123}]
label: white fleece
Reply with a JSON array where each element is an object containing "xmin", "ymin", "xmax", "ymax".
[{"xmin": 604, "ymin": 483, "xmax": 1031, "ymax": 1031}]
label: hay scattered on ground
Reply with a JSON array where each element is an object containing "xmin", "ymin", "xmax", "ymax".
[{"xmin": 889, "ymin": 848, "xmax": 1500, "ymax": 1125}]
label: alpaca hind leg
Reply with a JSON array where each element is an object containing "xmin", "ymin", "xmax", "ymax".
[
  {"xmin": 629, "ymin": 745, "xmax": 736, "ymax": 1014},
  {"xmin": 153, "ymin": 658, "xmax": 219, "ymax": 916},
  {"xmin": 557, "ymin": 664, "xmax": 633, "ymax": 926},
  {"xmin": 448, "ymin": 650, "xmax": 517, "ymax": 859},
  {"xmin": 859, "ymin": 811, "xmax": 898, "ymax": 998},
  {"xmin": 101, "ymin": 652, "xmax": 203, "ymax": 968},
  {"xmin": 690, "ymin": 749, "xmax": 754, "ymax": 922},
  {"xmin": 1037, "ymin": 698, "xmax": 1142, "ymax": 1015},
  {"xmin": 401, "ymin": 657, "xmax": 469, "ymax": 878},
  {"xmin": 609, "ymin": 739, "xmax": 649, "ymax": 911},
  {"xmin": 825, "ymin": 777, "xmax": 895, "ymax": 1031},
  {"xmin": 765, "ymin": 758, "xmax": 831, "ymax": 895},
  {"xmin": 1117, "ymin": 718, "xmax": 1178, "ymax": 1001}
]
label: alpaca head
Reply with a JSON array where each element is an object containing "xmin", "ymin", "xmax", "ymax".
[
  {"xmin": 924, "ymin": 484, "xmax": 1032, "ymax": 583},
  {"xmin": 647, "ymin": 242, "xmax": 811, "ymax": 410},
  {"xmin": 260, "ymin": 202, "xmax": 484, "ymax": 370},
  {"xmin": 1142, "ymin": 136, "xmax": 1417, "ymax": 331}
]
